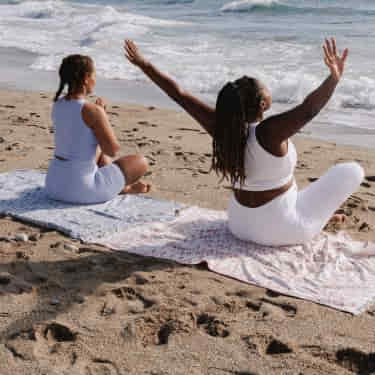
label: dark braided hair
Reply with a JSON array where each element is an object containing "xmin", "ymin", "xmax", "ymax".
[
  {"xmin": 54, "ymin": 54, "xmax": 94, "ymax": 102},
  {"xmin": 212, "ymin": 76, "xmax": 265, "ymax": 186}
]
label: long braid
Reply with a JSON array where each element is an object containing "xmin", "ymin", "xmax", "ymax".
[
  {"xmin": 212, "ymin": 76, "xmax": 263, "ymax": 186},
  {"xmin": 54, "ymin": 81, "xmax": 65, "ymax": 102}
]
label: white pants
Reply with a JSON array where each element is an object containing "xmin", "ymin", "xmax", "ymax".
[{"xmin": 228, "ymin": 162, "xmax": 364, "ymax": 246}]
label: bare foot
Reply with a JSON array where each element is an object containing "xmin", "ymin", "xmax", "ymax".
[
  {"xmin": 121, "ymin": 181, "xmax": 151, "ymax": 194},
  {"xmin": 329, "ymin": 214, "xmax": 346, "ymax": 224},
  {"xmin": 324, "ymin": 213, "xmax": 347, "ymax": 232}
]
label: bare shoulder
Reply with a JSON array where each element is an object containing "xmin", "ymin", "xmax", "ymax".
[
  {"xmin": 255, "ymin": 118, "xmax": 287, "ymax": 157},
  {"xmin": 82, "ymin": 101, "xmax": 105, "ymax": 116},
  {"xmin": 254, "ymin": 119, "xmax": 270, "ymax": 145},
  {"xmin": 82, "ymin": 102, "xmax": 106, "ymax": 128}
]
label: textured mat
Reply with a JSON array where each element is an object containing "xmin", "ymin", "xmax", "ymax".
[
  {"xmin": 97, "ymin": 206, "xmax": 375, "ymax": 315},
  {"xmin": 0, "ymin": 169, "xmax": 183, "ymax": 242}
]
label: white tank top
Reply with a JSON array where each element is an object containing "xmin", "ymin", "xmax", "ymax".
[
  {"xmin": 52, "ymin": 98, "xmax": 98, "ymax": 162},
  {"xmin": 233, "ymin": 123, "xmax": 297, "ymax": 191}
]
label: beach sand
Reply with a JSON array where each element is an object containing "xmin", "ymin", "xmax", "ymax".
[{"xmin": 0, "ymin": 87, "xmax": 374, "ymax": 375}]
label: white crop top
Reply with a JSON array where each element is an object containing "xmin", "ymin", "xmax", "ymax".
[
  {"xmin": 233, "ymin": 123, "xmax": 297, "ymax": 191},
  {"xmin": 52, "ymin": 98, "xmax": 98, "ymax": 162}
]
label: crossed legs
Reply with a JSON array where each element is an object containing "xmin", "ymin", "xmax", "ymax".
[
  {"xmin": 296, "ymin": 162, "xmax": 364, "ymax": 240},
  {"xmin": 96, "ymin": 149, "xmax": 151, "ymax": 194}
]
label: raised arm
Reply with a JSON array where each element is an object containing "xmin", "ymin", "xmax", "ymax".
[
  {"xmin": 259, "ymin": 38, "xmax": 348, "ymax": 144},
  {"xmin": 124, "ymin": 40, "xmax": 215, "ymax": 137}
]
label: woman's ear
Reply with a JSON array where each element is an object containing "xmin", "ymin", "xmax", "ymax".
[
  {"xmin": 84, "ymin": 71, "xmax": 92, "ymax": 84},
  {"xmin": 255, "ymin": 100, "xmax": 267, "ymax": 121}
]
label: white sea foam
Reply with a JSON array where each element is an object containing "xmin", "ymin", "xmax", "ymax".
[
  {"xmin": 0, "ymin": 0, "xmax": 189, "ymax": 78},
  {"xmin": 220, "ymin": 0, "xmax": 280, "ymax": 12},
  {"xmin": 0, "ymin": 0, "xmax": 188, "ymax": 54}
]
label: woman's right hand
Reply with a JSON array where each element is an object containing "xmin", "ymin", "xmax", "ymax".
[
  {"xmin": 95, "ymin": 97, "xmax": 107, "ymax": 111},
  {"xmin": 123, "ymin": 39, "xmax": 148, "ymax": 69},
  {"xmin": 323, "ymin": 38, "xmax": 349, "ymax": 83}
]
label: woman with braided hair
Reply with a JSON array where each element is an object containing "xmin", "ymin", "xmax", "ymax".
[
  {"xmin": 45, "ymin": 54, "xmax": 150, "ymax": 204},
  {"xmin": 124, "ymin": 38, "xmax": 364, "ymax": 246}
]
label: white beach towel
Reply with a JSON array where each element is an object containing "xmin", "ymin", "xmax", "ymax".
[
  {"xmin": 0, "ymin": 169, "xmax": 183, "ymax": 242},
  {"xmin": 97, "ymin": 206, "xmax": 375, "ymax": 315},
  {"xmin": 1, "ymin": 169, "xmax": 375, "ymax": 314}
]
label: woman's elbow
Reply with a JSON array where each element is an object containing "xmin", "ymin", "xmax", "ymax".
[{"xmin": 103, "ymin": 142, "xmax": 120, "ymax": 158}]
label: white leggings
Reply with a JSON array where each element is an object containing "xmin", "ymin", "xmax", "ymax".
[{"xmin": 228, "ymin": 162, "xmax": 364, "ymax": 246}]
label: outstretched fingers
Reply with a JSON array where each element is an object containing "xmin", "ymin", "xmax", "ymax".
[
  {"xmin": 324, "ymin": 38, "xmax": 333, "ymax": 56},
  {"xmin": 123, "ymin": 40, "xmax": 135, "ymax": 61},
  {"xmin": 331, "ymin": 37, "xmax": 337, "ymax": 57},
  {"xmin": 123, "ymin": 39, "xmax": 145, "ymax": 67},
  {"xmin": 341, "ymin": 47, "xmax": 349, "ymax": 64},
  {"xmin": 323, "ymin": 43, "xmax": 333, "ymax": 65},
  {"xmin": 330, "ymin": 37, "xmax": 349, "ymax": 64},
  {"xmin": 123, "ymin": 40, "xmax": 133, "ymax": 61},
  {"xmin": 322, "ymin": 37, "xmax": 349, "ymax": 81}
]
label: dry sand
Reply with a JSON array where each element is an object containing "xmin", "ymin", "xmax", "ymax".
[{"xmin": 0, "ymin": 88, "xmax": 374, "ymax": 375}]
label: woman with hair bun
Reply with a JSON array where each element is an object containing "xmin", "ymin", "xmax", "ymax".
[
  {"xmin": 45, "ymin": 54, "xmax": 150, "ymax": 204},
  {"xmin": 124, "ymin": 38, "xmax": 364, "ymax": 246}
]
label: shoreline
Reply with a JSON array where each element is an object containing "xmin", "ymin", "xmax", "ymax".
[{"xmin": 0, "ymin": 45, "xmax": 374, "ymax": 150}]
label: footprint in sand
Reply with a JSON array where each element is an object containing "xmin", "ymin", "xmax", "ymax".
[
  {"xmin": 127, "ymin": 311, "xmax": 195, "ymax": 347},
  {"xmin": 157, "ymin": 321, "xmax": 178, "ymax": 345},
  {"xmin": 5, "ymin": 322, "xmax": 77, "ymax": 368},
  {"xmin": 0, "ymin": 272, "xmax": 33, "ymax": 295},
  {"xmin": 196, "ymin": 313, "xmax": 230, "ymax": 338},
  {"xmin": 33, "ymin": 322, "xmax": 79, "ymax": 370},
  {"xmin": 242, "ymin": 334, "xmax": 294, "ymax": 356},
  {"xmin": 302, "ymin": 345, "xmax": 375, "ymax": 374},
  {"xmin": 211, "ymin": 295, "xmax": 248, "ymax": 314},
  {"xmin": 224, "ymin": 296, "xmax": 296, "ymax": 321},
  {"xmin": 336, "ymin": 348, "xmax": 375, "ymax": 374},
  {"xmin": 224, "ymin": 289, "xmax": 295, "ymax": 318},
  {"xmin": 110, "ymin": 286, "xmax": 156, "ymax": 314},
  {"xmin": 257, "ymin": 298, "xmax": 297, "ymax": 320},
  {"xmin": 5, "ymin": 328, "xmax": 37, "ymax": 361},
  {"xmin": 128, "ymin": 272, "xmax": 152, "ymax": 285},
  {"xmin": 84, "ymin": 359, "xmax": 122, "ymax": 375},
  {"xmin": 43, "ymin": 322, "xmax": 77, "ymax": 342},
  {"xmin": 224, "ymin": 290, "xmax": 259, "ymax": 312}
]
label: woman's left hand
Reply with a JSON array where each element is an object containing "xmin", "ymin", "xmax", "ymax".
[
  {"xmin": 124, "ymin": 39, "xmax": 148, "ymax": 69},
  {"xmin": 323, "ymin": 37, "xmax": 348, "ymax": 83}
]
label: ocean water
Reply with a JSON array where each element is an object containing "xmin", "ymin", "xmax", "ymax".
[{"xmin": 0, "ymin": 0, "xmax": 375, "ymax": 146}]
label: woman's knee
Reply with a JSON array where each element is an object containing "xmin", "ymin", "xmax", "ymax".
[
  {"xmin": 114, "ymin": 154, "xmax": 148, "ymax": 185},
  {"xmin": 331, "ymin": 162, "xmax": 364, "ymax": 190},
  {"xmin": 134, "ymin": 154, "xmax": 148, "ymax": 176}
]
